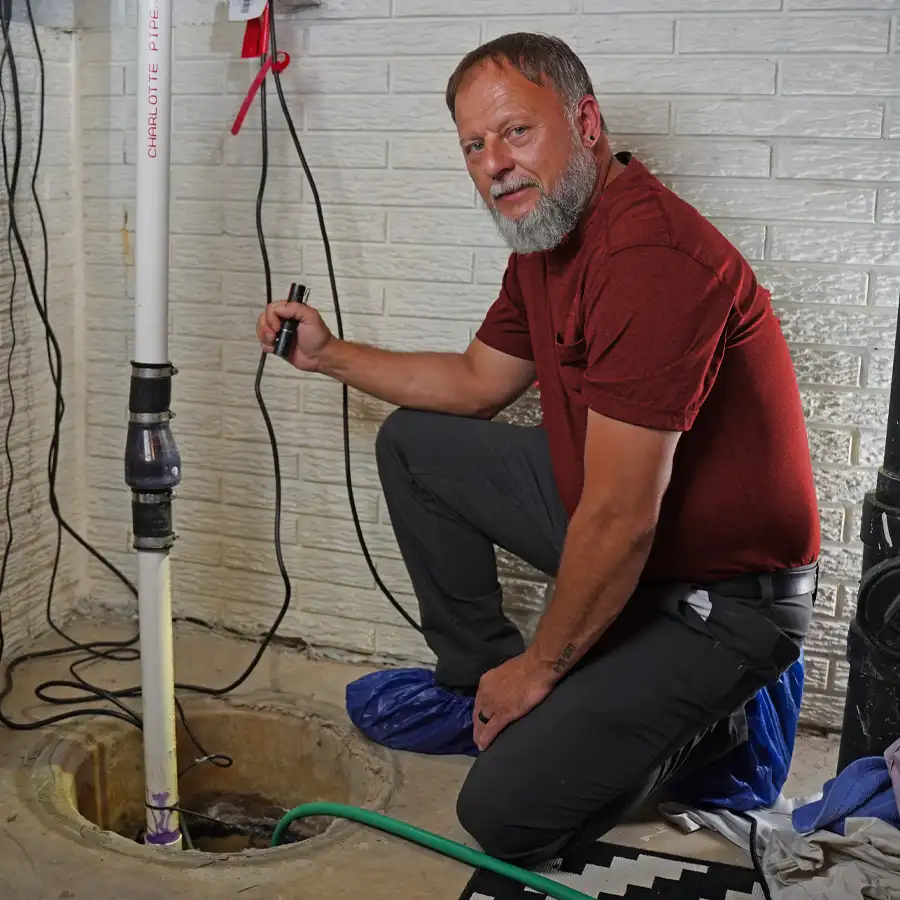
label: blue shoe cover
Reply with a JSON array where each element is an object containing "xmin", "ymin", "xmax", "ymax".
[{"xmin": 346, "ymin": 667, "xmax": 478, "ymax": 756}]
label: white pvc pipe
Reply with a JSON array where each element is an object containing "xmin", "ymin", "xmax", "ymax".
[
  {"xmin": 136, "ymin": 0, "xmax": 171, "ymax": 365},
  {"xmin": 135, "ymin": 0, "xmax": 180, "ymax": 850},
  {"xmin": 137, "ymin": 553, "xmax": 181, "ymax": 848}
]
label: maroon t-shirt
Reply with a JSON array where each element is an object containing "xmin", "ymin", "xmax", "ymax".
[{"xmin": 476, "ymin": 154, "xmax": 820, "ymax": 582}]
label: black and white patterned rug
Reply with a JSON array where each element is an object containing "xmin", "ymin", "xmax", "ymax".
[{"xmin": 458, "ymin": 840, "xmax": 765, "ymax": 900}]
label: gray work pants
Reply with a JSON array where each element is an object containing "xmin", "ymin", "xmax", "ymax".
[{"xmin": 375, "ymin": 407, "xmax": 816, "ymax": 866}]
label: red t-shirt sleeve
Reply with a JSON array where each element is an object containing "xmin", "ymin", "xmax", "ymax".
[
  {"xmin": 475, "ymin": 256, "xmax": 534, "ymax": 362},
  {"xmin": 581, "ymin": 245, "xmax": 739, "ymax": 431}
]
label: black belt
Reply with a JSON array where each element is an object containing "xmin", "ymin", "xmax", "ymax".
[{"xmin": 704, "ymin": 562, "xmax": 819, "ymax": 601}]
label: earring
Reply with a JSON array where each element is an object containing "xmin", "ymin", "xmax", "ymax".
[{"xmin": 588, "ymin": 135, "xmax": 595, "ymax": 142}]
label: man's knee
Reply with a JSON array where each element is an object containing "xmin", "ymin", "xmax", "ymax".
[
  {"xmin": 376, "ymin": 408, "xmax": 478, "ymax": 494},
  {"xmin": 456, "ymin": 767, "xmax": 522, "ymax": 862},
  {"xmin": 375, "ymin": 407, "xmax": 418, "ymax": 460},
  {"xmin": 456, "ymin": 758, "xmax": 562, "ymax": 866},
  {"xmin": 375, "ymin": 408, "xmax": 427, "ymax": 494}
]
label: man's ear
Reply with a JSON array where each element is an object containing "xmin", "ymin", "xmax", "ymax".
[{"xmin": 573, "ymin": 95, "xmax": 605, "ymax": 148}]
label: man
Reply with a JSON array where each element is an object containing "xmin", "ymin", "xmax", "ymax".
[{"xmin": 256, "ymin": 33, "xmax": 820, "ymax": 866}]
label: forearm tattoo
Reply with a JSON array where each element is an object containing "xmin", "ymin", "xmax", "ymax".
[{"xmin": 553, "ymin": 642, "xmax": 577, "ymax": 674}]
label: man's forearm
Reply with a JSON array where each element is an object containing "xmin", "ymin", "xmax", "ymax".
[
  {"xmin": 317, "ymin": 339, "xmax": 489, "ymax": 417},
  {"xmin": 527, "ymin": 505, "xmax": 655, "ymax": 681}
]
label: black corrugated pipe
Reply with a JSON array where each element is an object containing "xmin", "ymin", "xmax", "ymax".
[{"xmin": 837, "ymin": 291, "xmax": 900, "ymax": 772}]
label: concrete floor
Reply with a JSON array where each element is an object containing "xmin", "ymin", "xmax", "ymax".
[{"xmin": 0, "ymin": 616, "xmax": 841, "ymax": 900}]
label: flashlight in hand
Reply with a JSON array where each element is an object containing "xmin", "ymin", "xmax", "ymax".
[{"xmin": 273, "ymin": 282, "xmax": 309, "ymax": 360}]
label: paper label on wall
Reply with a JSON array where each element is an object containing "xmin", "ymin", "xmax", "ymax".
[{"xmin": 229, "ymin": 0, "xmax": 268, "ymax": 20}]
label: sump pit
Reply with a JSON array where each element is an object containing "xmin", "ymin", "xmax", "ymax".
[{"xmin": 27, "ymin": 695, "xmax": 395, "ymax": 865}]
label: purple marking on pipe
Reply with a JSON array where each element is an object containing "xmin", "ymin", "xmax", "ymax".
[
  {"xmin": 146, "ymin": 827, "xmax": 181, "ymax": 846},
  {"xmin": 145, "ymin": 791, "xmax": 181, "ymax": 845}
]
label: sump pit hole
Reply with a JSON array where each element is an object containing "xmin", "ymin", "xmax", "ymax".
[{"xmin": 68, "ymin": 704, "xmax": 389, "ymax": 856}]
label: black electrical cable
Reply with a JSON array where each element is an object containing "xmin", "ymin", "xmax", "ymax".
[
  {"xmin": 147, "ymin": 6, "xmax": 427, "ymax": 703},
  {"xmin": 0, "ymin": 1, "xmax": 418, "ymax": 750},
  {"xmin": 745, "ymin": 813, "xmax": 773, "ymax": 900},
  {"xmin": 0, "ymin": 2, "xmax": 230, "ymax": 839},
  {"xmin": 0, "ymin": 7, "xmax": 221, "ymax": 795},
  {"xmin": 162, "ymin": 5, "xmax": 429, "ymax": 701},
  {"xmin": 0, "ymin": 0, "xmax": 145, "ymax": 731},
  {"xmin": 17, "ymin": 0, "xmax": 139, "ymax": 652},
  {"xmin": 0, "ymin": 7, "xmax": 285, "ymax": 848},
  {"xmin": 266, "ymin": 11, "xmax": 421, "ymax": 633},
  {"xmin": 0, "ymin": 6, "xmax": 282, "ymax": 726},
  {"xmin": 0, "ymin": 2, "xmax": 17, "ymax": 664},
  {"xmin": 146, "ymin": 43, "xmax": 297, "ymax": 699}
]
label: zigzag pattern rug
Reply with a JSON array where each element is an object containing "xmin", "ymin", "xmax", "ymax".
[{"xmin": 458, "ymin": 840, "xmax": 766, "ymax": 900}]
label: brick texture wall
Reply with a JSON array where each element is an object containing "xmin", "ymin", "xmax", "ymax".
[
  {"xmin": 0, "ymin": 20, "xmax": 81, "ymax": 657},
  {"xmin": 78, "ymin": 0, "xmax": 899, "ymax": 729}
]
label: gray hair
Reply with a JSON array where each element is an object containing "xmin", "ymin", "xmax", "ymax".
[{"xmin": 445, "ymin": 32, "xmax": 607, "ymax": 132}]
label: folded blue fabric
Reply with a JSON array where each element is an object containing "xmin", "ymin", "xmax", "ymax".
[
  {"xmin": 346, "ymin": 667, "xmax": 479, "ymax": 757},
  {"xmin": 792, "ymin": 754, "xmax": 900, "ymax": 836}
]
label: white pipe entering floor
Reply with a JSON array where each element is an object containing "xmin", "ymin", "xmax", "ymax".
[
  {"xmin": 135, "ymin": 0, "xmax": 180, "ymax": 850},
  {"xmin": 138, "ymin": 552, "xmax": 180, "ymax": 848}
]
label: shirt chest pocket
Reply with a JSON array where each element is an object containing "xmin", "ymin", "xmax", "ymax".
[{"xmin": 555, "ymin": 332, "xmax": 587, "ymax": 395}]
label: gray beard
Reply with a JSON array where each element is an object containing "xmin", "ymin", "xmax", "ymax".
[{"xmin": 488, "ymin": 146, "xmax": 599, "ymax": 255}]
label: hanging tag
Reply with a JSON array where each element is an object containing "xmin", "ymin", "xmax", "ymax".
[
  {"xmin": 240, "ymin": 2, "xmax": 271, "ymax": 59},
  {"xmin": 228, "ymin": 0, "xmax": 268, "ymax": 20}
]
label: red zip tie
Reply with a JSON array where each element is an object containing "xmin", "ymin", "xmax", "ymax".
[{"xmin": 231, "ymin": 50, "xmax": 290, "ymax": 136}]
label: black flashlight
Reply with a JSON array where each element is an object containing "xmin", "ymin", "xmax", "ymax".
[{"xmin": 273, "ymin": 282, "xmax": 309, "ymax": 360}]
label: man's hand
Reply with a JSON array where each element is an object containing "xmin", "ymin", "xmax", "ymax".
[
  {"xmin": 473, "ymin": 653, "xmax": 555, "ymax": 751},
  {"xmin": 257, "ymin": 297, "xmax": 334, "ymax": 372}
]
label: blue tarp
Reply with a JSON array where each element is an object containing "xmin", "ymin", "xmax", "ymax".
[{"xmin": 673, "ymin": 651, "xmax": 806, "ymax": 811}]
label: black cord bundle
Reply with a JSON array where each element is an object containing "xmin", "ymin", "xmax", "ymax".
[
  {"xmin": 264, "ymin": 11, "xmax": 421, "ymax": 634},
  {"xmin": 0, "ymin": 0, "xmax": 148, "ymax": 732},
  {"xmin": 0, "ymin": 5, "xmax": 238, "ymax": 815},
  {"xmin": 0, "ymin": 8, "xmax": 240, "ymax": 828},
  {"xmin": 0, "ymin": 2, "xmax": 418, "ymax": 746},
  {"xmin": 0, "ymin": 3, "xmax": 275, "ymax": 736}
]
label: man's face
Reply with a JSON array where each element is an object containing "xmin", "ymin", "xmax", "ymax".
[{"xmin": 454, "ymin": 59, "xmax": 598, "ymax": 254}]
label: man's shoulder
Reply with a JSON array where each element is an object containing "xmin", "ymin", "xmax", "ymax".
[
  {"xmin": 600, "ymin": 158, "xmax": 736, "ymax": 264},
  {"xmin": 604, "ymin": 186, "xmax": 674, "ymax": 256}
]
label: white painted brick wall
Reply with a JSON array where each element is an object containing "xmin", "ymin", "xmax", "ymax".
[
  {"xmin": 0, "ymin": 24, "xmax": 81, "ymax": 658},
  {"xmin": 75, "ymin": 1, "xmax": 900, "ymax": 730}
]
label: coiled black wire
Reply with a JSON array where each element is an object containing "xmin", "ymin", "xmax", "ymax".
[
  {"xmin": 0, "ymin": 4, "xmax": 237, "ymax": 802},
  {"xmin": 0, "ymin": 0, "xmax": 145, "ymax": 731},
  {"xmin": 0, "ymin": 2, "xmax": 419, "ymax": 741}
]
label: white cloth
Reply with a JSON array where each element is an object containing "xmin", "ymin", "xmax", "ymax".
[
  {"xmin": 658, "ymin": 792, "xmax": 820, "ymax": 857},
  {"xmin": 762, "ymin": 816, "xmax": 900, "ymax": 899},
  {"xmin": 660, "ymin": 798, "xmax": 900, "ymax": 898}
]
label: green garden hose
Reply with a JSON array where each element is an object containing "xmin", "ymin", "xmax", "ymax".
[{"xmin": 271, "ymin": 802, "xmax": 594, "ymax": 900}]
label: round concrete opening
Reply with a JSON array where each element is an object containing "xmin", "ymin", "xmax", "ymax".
[{"xmin": 27, "ymin": 695, "xmax": 395, "ymax": 866}]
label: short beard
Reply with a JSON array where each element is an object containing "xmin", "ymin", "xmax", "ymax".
[{"xmin": 488, "ymin": 139, "xmax": 599, "ymax": 255}]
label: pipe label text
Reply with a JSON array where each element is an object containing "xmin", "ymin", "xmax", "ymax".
[{"xmin": 147, "ymin": 7, "xmax": 160, "ymax": 159}]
